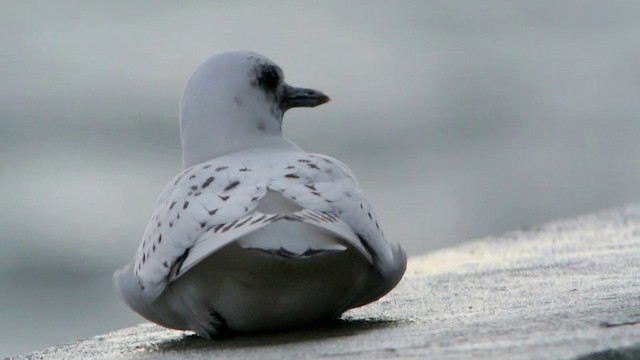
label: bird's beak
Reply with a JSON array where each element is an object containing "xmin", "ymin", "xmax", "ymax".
[{"xmin": 281, "ymin": 85, "xmax": 330, "ymax": 111}]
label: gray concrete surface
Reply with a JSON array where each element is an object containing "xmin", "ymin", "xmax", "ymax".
[{"xmin": 10, "ymin": 206, "xmax": 640, "ymax": 360}]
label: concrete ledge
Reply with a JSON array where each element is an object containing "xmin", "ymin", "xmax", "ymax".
[{"xmin": 12, "ymin": 206, "xmax": 640, "ymax": 359}]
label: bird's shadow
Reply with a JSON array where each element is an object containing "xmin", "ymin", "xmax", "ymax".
[{"xmin": 154, "ymin": 317, "xmax": 403, "ymax": 352}]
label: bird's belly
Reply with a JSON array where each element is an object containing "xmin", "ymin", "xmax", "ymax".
[{"xmin": 157, "ymin": 241, "xmax": 370, "ymax": 334}]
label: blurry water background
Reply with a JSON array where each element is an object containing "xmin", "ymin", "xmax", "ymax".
[{"xmin": 2, "ymin": 0, "xmax": 640, "ymax": 357}]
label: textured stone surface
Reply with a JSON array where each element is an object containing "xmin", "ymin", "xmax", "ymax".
[{"xmin": 11, "ymin": 206, "xmax": 640, "ymax": 360}]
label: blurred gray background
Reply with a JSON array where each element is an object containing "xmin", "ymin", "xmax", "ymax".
[{"xmin": 2, "ymin": 0, "xmax": 640, "ymax": 357}]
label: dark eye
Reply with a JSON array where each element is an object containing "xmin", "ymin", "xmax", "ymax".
[{"xmin": 258, "ymin": 66, "xmax": 280, "ymax": 90}]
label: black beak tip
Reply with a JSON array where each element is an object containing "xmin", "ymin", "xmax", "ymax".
[
  {"xmin": 316, "ymin": 93, "xmax": 331, "ymax": 106},
  {"xmin": 282, "ymin": 86, "xmax": 331, "ymax": 110}
]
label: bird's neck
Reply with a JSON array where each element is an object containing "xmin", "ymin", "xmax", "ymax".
[
  {"xmin": 180, "ymin": 115, "xmax": 299, "ymax": 168},
  {"xmin": 179, "ymin": 81, "xmax": 298, "ymax": 168}
]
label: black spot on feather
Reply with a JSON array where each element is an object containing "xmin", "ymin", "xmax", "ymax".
[
  {"xmin": 224, "ymin": 180, "xmax": 240, "ymax": 191},
  {"xmin": 265, "ymin": 214, "xmax": 280, "ymax": 222},
  {"xmin": 215, "ymin": 166, "xmax": 228, "ymax": 172},
  {"xmin": 221, "ymin": 220, "xmax": 238, "ymax": 232},
  {"xmin": 234, "ymin": 216, "xmax": 253, "ymax": 228},
  {"xmin": 285, "ymin": 173, "xmax": 299, "ymax": 179},
  {"xmin": 202, "ymin": 176, "xmax": 215, "ymax": 188},
  {"xmin": 318, "ymin": 212, "xmax": 335, "ymax": 222},
  {"xmin": 250, "ymin": 214, "xmax": 266, "ymax": 224},
  {"xmin": 219, "ymin": 195, "xmax": 230, "ymax": 201},
  {"xmin": 183, "ymin": 201, "xmax": 189, "ymax": 209}
]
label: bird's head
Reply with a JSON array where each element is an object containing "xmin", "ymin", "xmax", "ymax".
[{"xmin": 179, "ymin": 52, "xmax": 330, "ymax": 167}]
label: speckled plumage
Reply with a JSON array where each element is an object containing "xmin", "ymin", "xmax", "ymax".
[{"xmin": 113, "ymin": 51, "xmax": 406, "ymax": 336}]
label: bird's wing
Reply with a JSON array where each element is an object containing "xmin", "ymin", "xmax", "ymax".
[
  {"xmin": 132, "ymin": 160, "xmax": 270, "ymax": 301},
  {"xmin": 269, "ymin": 153, "xmax": 406, "ymax": 279}
]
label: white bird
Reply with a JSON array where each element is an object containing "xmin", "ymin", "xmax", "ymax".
[{"xmin": 113, "ymin": 51, "xmax": 407, "ymax": 336}]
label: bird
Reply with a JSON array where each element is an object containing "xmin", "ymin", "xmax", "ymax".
[{"xmin": 113, "ymin": 51, "xmax": 407, "ymax": 337}]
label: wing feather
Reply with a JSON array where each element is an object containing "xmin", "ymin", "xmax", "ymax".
[
  {"xmin": 172, "ymin": 211, "xmax": 280, "ymax": 282},
  {"xmin": 289, "ymin": 209, "xmax": 373, "ymax": 264},
  {"xmin": 133, "ymin": 162, "xmax": 267, "ymax": 301}
]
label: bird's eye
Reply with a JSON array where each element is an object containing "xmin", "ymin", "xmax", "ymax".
[{"xmin": 258, "ymin": 66, "xmax": 280, "ymax": 90}]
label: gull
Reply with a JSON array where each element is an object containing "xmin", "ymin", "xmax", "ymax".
[{"xmin": 113, "ymin": 51, "xmax": 407, "ymax": 336}]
